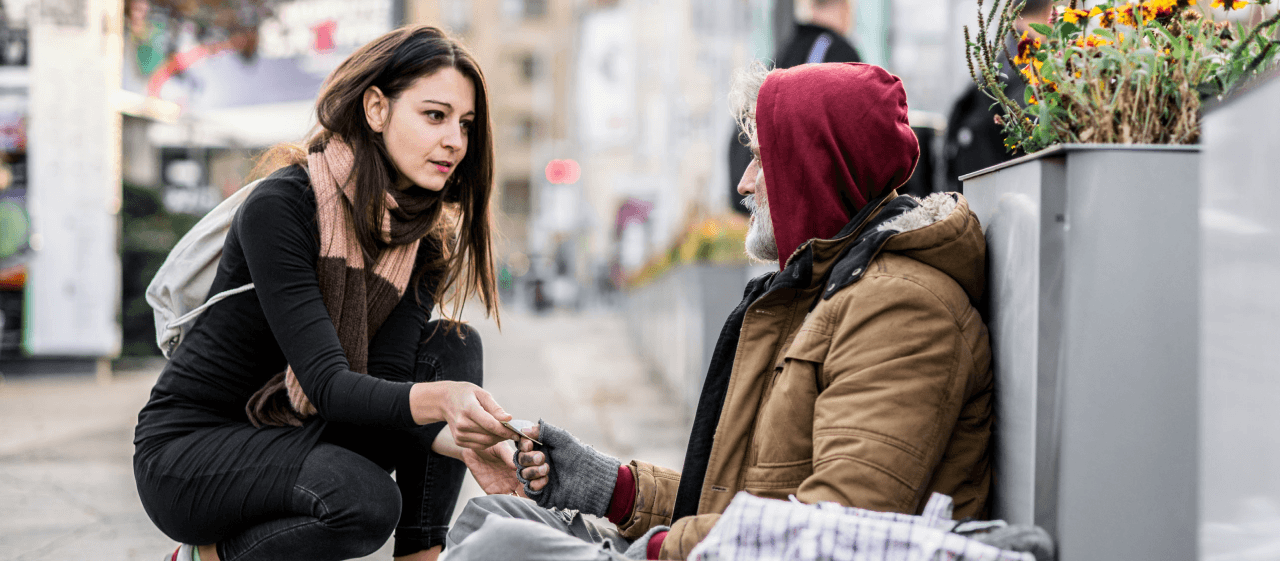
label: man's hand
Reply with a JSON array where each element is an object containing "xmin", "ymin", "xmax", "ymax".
[
  {"xmin": 512, "ymin": 420, "xmax": 620, "ymax": 517},
  {"xmin": 461, "ymin": 440, "xmax": 528, "ymax": 497},
  {"xmin": 515, "ymin": 424, "xmax": 549, "ymax": 492}
]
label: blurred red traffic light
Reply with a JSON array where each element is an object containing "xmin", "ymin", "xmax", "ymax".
[{"xmin": 544, "ymin": 159, "xmax": 580, "ymax": 184}]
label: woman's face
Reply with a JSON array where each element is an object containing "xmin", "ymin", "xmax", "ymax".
[{"xmin": 366, "ymin": 67, "xmax": 476, "ymax": 192}]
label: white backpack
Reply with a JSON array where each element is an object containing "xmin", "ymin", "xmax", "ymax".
[{"xmin": 146, "ymin": 179, "xmax": 263, "ymax": 358}]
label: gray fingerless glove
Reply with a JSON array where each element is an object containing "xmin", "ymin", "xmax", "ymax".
[{"xmin": 512, "ymin": 420, "xmax": 620, "ymax": 517}]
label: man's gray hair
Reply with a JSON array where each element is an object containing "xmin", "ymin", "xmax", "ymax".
[{"xmin": 729, "ymin": 61, "xmax": 772, "ymax": 150}]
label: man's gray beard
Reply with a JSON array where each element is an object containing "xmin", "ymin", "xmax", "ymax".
[{"xmin": 742, "ymin": 194, "xmax": 779, "ymax": 262}]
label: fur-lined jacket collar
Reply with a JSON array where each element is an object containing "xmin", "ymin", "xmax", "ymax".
[{"xmin": 770, "ymin": 191, "xmax": 986, "ymax": 307}]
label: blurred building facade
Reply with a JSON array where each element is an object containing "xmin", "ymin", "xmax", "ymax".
[
  {"xmin": 5, "ymin": 0, "xmax": 1004, "ymax": 360},
  {"xmin": 407, "ymin": 0, "xmax": 773, "ymax": 311}
]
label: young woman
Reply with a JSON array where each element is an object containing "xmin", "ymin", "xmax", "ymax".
[{"xmin": 133, "ymin": 26, "xmax": 522, "ymax": 561}]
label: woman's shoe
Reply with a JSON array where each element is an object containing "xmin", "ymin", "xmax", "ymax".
[{"xmin": 166, "ymin": 544, "xmax": 196, "ymax": 561}]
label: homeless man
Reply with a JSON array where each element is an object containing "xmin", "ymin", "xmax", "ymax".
[{"xmin": 446, "ymin": 62, "xmax": 995, "ymax": 561}]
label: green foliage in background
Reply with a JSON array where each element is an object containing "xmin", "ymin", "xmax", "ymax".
[
  {"xmin": 966, "ymin": 0, "xmax": 1280, "ymax": 154},
  {"xmin": 121, "ymin": 183, "xmax": 198, "ymax": 357}
]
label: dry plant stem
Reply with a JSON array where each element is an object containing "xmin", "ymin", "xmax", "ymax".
[{"xmin": 965, "ymin": 26, "xmax": 980, "ymax": 85}]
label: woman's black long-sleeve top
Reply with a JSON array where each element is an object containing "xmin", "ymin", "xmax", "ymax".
[{"xmin": 133, "ymin": 165, "xmax": 437, "ymax": 494}]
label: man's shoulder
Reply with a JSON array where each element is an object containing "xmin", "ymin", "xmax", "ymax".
[{"xmin": 815, "ymin": 253, "xmax": 970, "ymax": 323}]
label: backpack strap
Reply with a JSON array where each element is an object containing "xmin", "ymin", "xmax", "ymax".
[{"xmin": 166, "ymin": 283, "xmax": 256, "ymax": 330}]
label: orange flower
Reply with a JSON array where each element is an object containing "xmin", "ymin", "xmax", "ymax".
[
  {"xmin": 1211, "ymin": 0, "xmax": 1247, "ymax": 9},
  {"xmin": 1014, "ymin": 31, "xmax": 1043, "ymax": 65}
]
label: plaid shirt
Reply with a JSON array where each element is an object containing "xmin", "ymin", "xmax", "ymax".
[{"xmin": 688, "ymin": 492, "xmax": 1034, "ymax": 561}]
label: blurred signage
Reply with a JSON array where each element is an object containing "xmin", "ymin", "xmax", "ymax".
[
  {"xmin": 124, "ymin": 0, "xmax": 397, "ymax": 112},
  {"xmin": 160, "ymin": 149, "xmax": 220, "ymax": 215},
  {"xmin": 258, "ymin": 0, "xmax": 395, "ymax": 61}
]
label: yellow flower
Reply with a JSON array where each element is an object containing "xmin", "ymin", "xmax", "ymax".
[
  {"xmin": 1142, "ymin": 0, "xmax": 1179, "ymax": 21},
  {"xmin": 1211, "ymin": 0, "xmax": 1248, "ymax": 9},
  {"xmin": 1020, "ymin": 64, "xmax": 1040, "ymax": 86},
  {"xmin": 1097, "ymin": 7, "xmax": 1118, "ymax": 27},
  {"xmin": 1074, "ymin": 34, "xmax": 1115, "ymax": 47},
  {"xmin": 1062, "ymin": 7, "xmax": 1091, "ymax": 23},
  {"xmin": 1028, "ymin": 93, "xmax": 1039, "ymax": 105},
  {"xmin": 1117, "ymin": 3, "xmax": 1139, "ymax": 26}
]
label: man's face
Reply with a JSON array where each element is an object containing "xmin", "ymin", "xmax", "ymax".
[{"xmin": 737, "ymin": 145, "xmax": 779, "ymax": 262}]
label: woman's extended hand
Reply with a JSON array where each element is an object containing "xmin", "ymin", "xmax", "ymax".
[
  {"xmin": 461, "ymin": 440, "xmax": 528, "ymax": 497},
  {"xmin": 515, "ymin": 424, "xmax": 549, "ymax": 493},
  {"xmin": 410, "ymin": 381, "xmax": 512, "ymax": 449}
]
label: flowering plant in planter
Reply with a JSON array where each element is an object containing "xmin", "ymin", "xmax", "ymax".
[{"xmin": 965, "ymin": 0, "xmax": 1280, "ymax": 153}]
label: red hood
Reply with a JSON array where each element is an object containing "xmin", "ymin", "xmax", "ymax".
[{"xmin": 757, "ymin": 63, "xmax": 919, "ymax": 268}]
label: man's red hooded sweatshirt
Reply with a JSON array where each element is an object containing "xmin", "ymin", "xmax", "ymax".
[{"xmin": 756, "ymin": 62, "xmax": 920, "ymax": 266}]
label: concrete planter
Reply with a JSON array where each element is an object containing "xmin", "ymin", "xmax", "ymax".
[
  {"xmin": 962, "ymin": 144, "xmax": 1199, "ymax": 560},
  {"xmin": 1199, "ymin": 70, "xmax": 1280, "ymax": 560}
]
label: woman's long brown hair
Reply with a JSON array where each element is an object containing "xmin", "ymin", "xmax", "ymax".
[{"xmin": 255, "ymin": 25, "xmax": 499, "ymax": 324}]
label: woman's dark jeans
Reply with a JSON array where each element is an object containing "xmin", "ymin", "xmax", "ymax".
[{"xmin": 188, "ymin": 321, "xmax": 480, "ymax": 561}]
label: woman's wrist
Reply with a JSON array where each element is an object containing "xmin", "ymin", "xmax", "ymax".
[
  {"xmin": 409, "ymin": 382, "xmax": 447, "ymax": 425},
  {"xmin": 431, "ymin": 427, "xmax": 464, "ymax": 460}
]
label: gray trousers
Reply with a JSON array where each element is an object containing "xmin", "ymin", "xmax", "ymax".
[{"xmin": 443, "ymin": 495, "xmax": 633, "ymax": 561}]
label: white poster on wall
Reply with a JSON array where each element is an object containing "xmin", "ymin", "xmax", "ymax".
[
  {"xmin": 26, "ymin": 0, "xmax": 123, "ymax": 356},
  {"xmin": 576, "ymin": 8, "xmax": 635, "ymax": 151}
]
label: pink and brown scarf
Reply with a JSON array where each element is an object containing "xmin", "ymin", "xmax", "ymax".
[{"xmin": 246, "ymin": 137, "xmax": 437, "ymax": 428}]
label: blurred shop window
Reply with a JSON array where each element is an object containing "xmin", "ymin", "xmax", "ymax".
[
  {"xmin": 0, "ymin": 28, "xmax": 27, "ymax": 66},
  {"xmin": 523, "ymin": 0, "xmax": 548, "ymax": 18},
  {"xmin": 441, "ymin": 0, "xmax": 472, "ymax": 34},
  {"xmin": 502, "ymin": 178, "xmax": 531, "ymax": 215},
  {"xmin": 514, "ymin": 116, "xmax": 538, "ymax": 145},
  {"xmin": 502, "ymin": 0, "xmax": 547, "ymax": 20},
  {"xmin": 519, "ymin": 52, "xmax": 540, "ymax": 83}
]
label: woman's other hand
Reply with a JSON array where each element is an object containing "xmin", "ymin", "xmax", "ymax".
[
  {"xmin": 515, "ymin": 424, "xmax": 548, "ymax": 492},
  {"xmin": 461, "ymin": 440, "xmax": 527, "ymax": 497},
  {"xmin": 410, "ymin": 381, "xmax": 512, "ymax": 449}
]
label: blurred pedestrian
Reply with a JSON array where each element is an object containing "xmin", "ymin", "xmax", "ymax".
[
  {"xmin": 133, "ymin": 26, "xmax": 522, "ymax": 561},
  {"xmin": 942, "ymin": 0, "xmax": 1054, "ymax": 192},
  {"xmin": 727, "ymin": 0, "xmax": 861, "ymax": 214},
  {"xmin": 447, "ymin": 63, "xmax": 996, "ymax": 560}
]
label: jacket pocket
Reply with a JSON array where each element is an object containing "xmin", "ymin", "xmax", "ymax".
[
  {"xmin": 783, "ymin": 326, "xmax": 832, "ymax": 364},
  {"xmin": 743, "ymin": 460, "xmax": 812, "ymax": 500},
  {"xmin": 749, "ymin": 328, "xmax": 829, "ymax": 468}
]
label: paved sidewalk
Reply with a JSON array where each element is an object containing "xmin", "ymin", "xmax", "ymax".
[{"xmin": 0, "ymin": 308, "xmax": 690, "ymax": 560}]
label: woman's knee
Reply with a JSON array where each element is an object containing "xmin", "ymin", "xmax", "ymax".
[
  {"xmin": 298, "ymin": 445, "xmax": 402, "ymax": 552},
  {"xmin": 417, "ymin": 321, "xmax": 483, "ymax": 386}
]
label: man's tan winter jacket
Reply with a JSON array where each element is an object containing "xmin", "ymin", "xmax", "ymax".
[{"xmin": 616, "ymin": 193, "xmax": 994, "ymax": 559}]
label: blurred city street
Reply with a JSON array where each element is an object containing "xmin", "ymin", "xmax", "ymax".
[
  {"xmin": 0, "ymin": 308, "xmax": 690, "ymax": 561},
  {"xmin": 0, "ymin": 0, "xmax": 1274, "ymax": 558}
]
